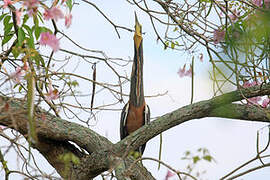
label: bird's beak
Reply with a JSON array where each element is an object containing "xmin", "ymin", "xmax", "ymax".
[{"xmin": 134, "ymin": 12, "xmax": 142, "ymax": 50}]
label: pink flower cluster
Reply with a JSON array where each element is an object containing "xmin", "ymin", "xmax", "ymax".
[
  {"xmin": 3, "ymin": 0, "xmax": 72, "ymax": 28},
  {"xmin": 45, "ymin": 83, "xmax": 59, "ymax": 101},
  {"xmin": 177, "ymin": 64, "xmax": 192, "ymax": 78},
  {"xmin": 229, "ymin": 9, "xmax": 240, "ymax": 23},
  {"xmin": 10, "ymin": 63, "xmax": 29, "ymax": 83},
  {"xmin": 213, "ymin": 29, "xmax": 225, "ymax": 44},
  {"xmin": 40, "ymin": 32, "xmax": 60, "ymax": 52},
  {"xmin": 242, "ymin": 80, "xmax": 270, "ymax": 108},
  {"xmin": 165, "ymin": 170, "xmax": 175, "ymax": 180},
  {"xmin": 23, "ymin": 0, "xmax": 39, "ymax": 16},
  {"xmin": 253, "ymin": 0, "xmax": 270, "ymax": 7},
  {"xmin": 3, "ymin": 0, "xmax": 14, "ymax": 8},
  {"xmin": 16, "ymin": 9, "xmax": 22, "ymax": 25},
  {"xmin": 65, "ymin": 13, "xmax": 72, "ymax": 28},
  {"xmin": 44, "ymin": 7, "xmax": 64, "ymax": 21},
  {"xmin": 43, "ymin": 6, "xmax": 72, "ymax": 28}
]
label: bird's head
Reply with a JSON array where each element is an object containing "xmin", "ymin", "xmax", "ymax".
[{"xmin": 134, "ymin": 12, "xmax": 142, "ymax": 51}]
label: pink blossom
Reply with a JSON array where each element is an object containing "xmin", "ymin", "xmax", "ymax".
[
  {"xmin": 23, "ymin": 0, "xmax": 39, "ymax": 16},
  {"xmin": 229, "ymin": 9, "xmax": 240, "ymax": 23},
  {"xmin": 10, "ymin": 67, "xmax": 25, "ymax": 83},
  {"xmin": 242, "ymin": 80, "xmax": 261, "ymax": 105},
  {"xmin": 177, "ymin": 64, "xmax": 193, "ymax": 78},
  {"xmin": 44, "ymin": 7, "xmax": 64, "ymax": 21},
  {"xmin": 265, "ymin": 0, "xmax": 270, "ymax": 7},
  {"xmin": 185, "ymin": 65, "xmax": 192, "ymax": 77},
  {"xmin": 247, "ymin": 96, "xmax": 262, "ymax": 105},
  {"xmin": 0, "ymin": 125, "xmax": 5, "ymax": 131},
  {"xmin": 45, "ymin": 84, "xmax": 59, "ymax": 101},
  {"xmin": 165, "ymin": 170, "xmax": 175, "ymax": 180},
  {"xmin": 177, "ymin": 64, "xmax": 186, "ymax": 78},
  {"xmin": 3, "ymin": 0, "xmax": 14, "ymax": 8},
  {"xmin": 253, "ymin": 0, "xmax": 262, "ymax": 7},
  {"xmin": 65, "ymin": 13, "xmax": 72, "ymax": 28},
  {"xmin": 40, "ymin": 32, "xmax": 60, "ymax": 52},
  {"xmin": 23, "ymin": 0, "xmax": 39, "ymax": 8},
  {"xmin": 16, "ymin": 9, "xmax": 22, "ymax": 25},
  {"xmin": 213, "ymin": 29, "xmax": 225, "ymax": 44},
  {"xmin": 243, "ymin": 80, "xmax": 260, "ymax": 88},
  {"xmin": 262, "ymin": 98, "xmax": 270, "ymax": 108}
]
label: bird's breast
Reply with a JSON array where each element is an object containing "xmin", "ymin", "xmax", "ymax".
[{"xmin": 126, "ymin": 103, "xmax": 145, "ymax": 134}]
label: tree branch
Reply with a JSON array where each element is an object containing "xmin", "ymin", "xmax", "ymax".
[{"xmin": 1, "ymin": 83, "xmax": 270, "ymax": 179}]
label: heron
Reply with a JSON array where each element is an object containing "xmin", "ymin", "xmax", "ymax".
[{"xmin": 120, "ymin": 13, "xmax": 150, "ymax": 155}]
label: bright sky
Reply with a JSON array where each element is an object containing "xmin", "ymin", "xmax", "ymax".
[{"xmin": 2, "ymin": 0, "xmax": 270, "ymax": 179}]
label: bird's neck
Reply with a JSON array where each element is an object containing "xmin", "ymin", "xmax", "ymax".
[{"xmin": 130, "ymin": 42, "xmax": 144, "ymax": 107}]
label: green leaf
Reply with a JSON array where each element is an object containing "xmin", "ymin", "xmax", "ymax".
[
  {"xmin": 18, "ymin": 84, "xmax": 23, "ymax": 92},
  {"xmin": 40, "ymin": 26, "xmax": 52, "ymax": 34},
  {"xmin": 22, "ymin": 14, "xmax": 29, "ymax": 25},
  {"xmin": 164, "ymin": 41, "xmax": 169, "ymax": 50},
  {"xmin": 184, "ymin": 151, "xmax": 191, "ymax": 156},
  {"xmin": 18, "ymin": 27, "xmax": 25, "ymax": 45},
  {"xmin": 66, "ymin": 0, "xmax": 73, "ymax": 11},
  {"xmin": 32, "ymin": 52, "xmax": 40, "ymax": 66},
  {"xmin": 26, "ymin": 37, "xmax": 34, "ymax": 49},
  {"xmin": 2, "ymin": 33, "xmax": 14, "ymax": 46},
  {"xmin": 34, "ymin": 26, "xmax": 41, "ymax": 40},
  {"xmin": 0, "ymin": 13, "xmax": 8, "ymax": 22},
  {"xmin": 23, "ymin": 25, "xmax": 34, "ymax": 48},
  {"xmin": 12, "ymin": 46, "xmax": 20, "ymax": 58},
  {"xmin": 171, "ymin": 42, "xmax": 175, "ymax": 49},
  {"xmin": 71, "ymin": 80, "xmax": 79, "ymax": 87},
  {"xmin": 39, "ymin": 54, "xmax": 45, "ymax": 67},
  {"xmin": 193, "ymin": 156, "xmax": 200, "ymax": 164},
  {"xmin": 33, "ymin": 15, "xmax": 39, "ymax": 27},
  {"xmin": 203, "ymin": 155, "xmax": 212, "ymax": 162},
  {"xmin": 3, "ymin": 15, "xmax": 11, "ymax": 27},
  {"xmin": 13, "ymin": 83, "xmax": 19, "ymax": 89},
  {"xmin": 4, "ymin": 23, "xmax": 13, "ymax": 35},
  {"xmin": 23, "ymin": 24, "xmax": 32, "ymax": 37},
  {"xmin": 37, "ymin": 11, "xmax": 44, "ymax": 24}
]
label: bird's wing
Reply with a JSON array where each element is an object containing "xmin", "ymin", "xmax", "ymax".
[
  {"xmin": 138, "ymin": 104, "xmax": 150, "ymax": 155},
  {"xmin": 144, "ymin": 104, "xmax": 150, "ymax": 125},
  {"xmin": 120, "ymin": 103, "xmax": 129, "ymax": 140}
]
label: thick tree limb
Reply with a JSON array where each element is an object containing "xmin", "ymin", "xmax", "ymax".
[
  {"xmin": 209, "ymin": 103, "xmax": 270, "ymax": 121},
  {"xmin": 115, "ymin": 83, "xmax": 270, "ymax": 154},
  {"xmin": 0, "ymin": 96, "xmax": 154, "ymax": 179},
  {"xmin": 1, "ymin": 83, "xmax": 270, "ymax": 179}
]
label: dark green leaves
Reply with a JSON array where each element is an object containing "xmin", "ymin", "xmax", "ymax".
[
  {"xmin": 18, "ymin": 27, "xmax": 25, "ymax": 45},
  {"xmin": 202, "ymin": 155, "xmax": 213, "ymax": 162},
  {"xmin": 2, "ymin": 15, "xmax": 14, "ymax": 45},
  {"xmin": 0, "ymin": 13, "xmax": 8, "ymax": 21},
  {"xmin": 2, "ymin": 33, "xmax": 14, "ymax": 46},
  {"xmin": 23, "ymin": 25, "xmax": 34, "ymax": 48},
  {"xmin": 193, "ymin": 156, "xmax": 200, "ymax": 163},
  {"xmin": 66, "ymin": 0, "xmax": 73, "ymax": 11},
  {"xmin": 3, "ymin": 15, "xmax": 11, "ymax": 27}
]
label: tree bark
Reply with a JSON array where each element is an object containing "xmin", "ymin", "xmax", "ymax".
[{"xmin": 1, "ymin": 83, "xmax": 270, "ymax": 179}]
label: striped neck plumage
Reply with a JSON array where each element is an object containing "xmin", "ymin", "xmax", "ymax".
[
  {"xmin": 130, "ymin": 15, "xmax": 144, "ymax": 107},
  {"xmin": 130, "ymin": 39, "xmax": 144, "ymax": 107}
]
